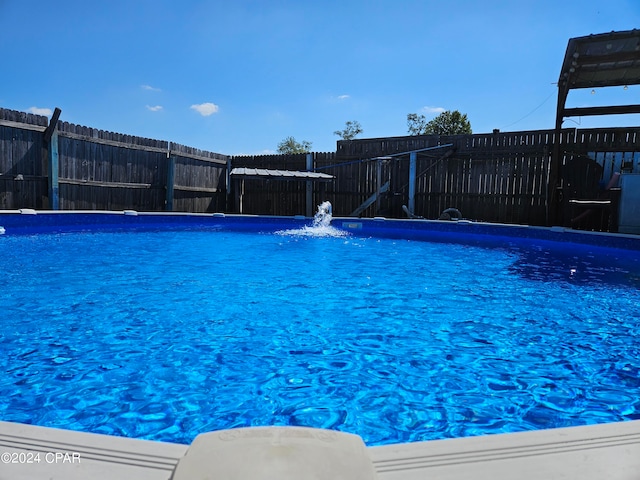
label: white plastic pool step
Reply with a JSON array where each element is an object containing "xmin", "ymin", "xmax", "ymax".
[{"xmin": 170, "ymin": 426, "xmax": 378, "ymax": 480}]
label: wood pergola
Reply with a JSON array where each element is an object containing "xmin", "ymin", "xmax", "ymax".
[{"xmin": 550, "ymin": 29, "xmax": 640, "ymax": 225}]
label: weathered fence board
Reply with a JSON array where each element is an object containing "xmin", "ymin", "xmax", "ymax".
[
  {"xmin": 0, "ymin": 108, "xmax": 230, "ymax": 212},
  {"xmin": 171, "ymin": 142, "xmax": 227, "ymax": 213},
  {"xmin": 56, "ymin": 121, "xmax": 170, "ymax": 211},
  {"xmin": 0, "ymin": 109, "xmax": 48, "ymax": 209}
]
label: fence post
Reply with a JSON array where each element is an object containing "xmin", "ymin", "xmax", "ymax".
[
  {"xmin": 238, "ymin": 178, "xmax": 245, "ymax": 214},
  {"xmin": 376, "ymin": 158, "xmax": 383, "ymax": 213},
  {"xmin": 408, "ymin": 151, "xmax": 417, "ymax": 215},
  {"xmin": 47, "ymin": 131, "xmax": 59, "ymax": 210},
  {"xmin": 43, "ymin": 108, "xmax": 62, "ymax": 210},
  {"xmin": 306, "ymin": 153, "xmax": 313, "ymax": 217},
  {"xmin": 166, "ymin": 148, "xmax": 175, "ymax": 211}
]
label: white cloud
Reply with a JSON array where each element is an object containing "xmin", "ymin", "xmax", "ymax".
[
  {"xmin": 232, "ymin": 149, "xmax": 276, "ymax": 156},
  {"xmin": 337, "ymin": 94, "xmax": 350, "ymax": 101},
  {"xmin": 141, "ymin": 84, "xmax": 161, "ymax": 92},
  {"xmin": 146, "ymin": 105, "xmax": 163, "ymax": 112},
  {"xmin": 190, "ymin": 102, "xmax": 220, "ymax": 116},
  {"xmin": 27, "ymin": 106, "xmax": 53, "ymax": 116},
  {"xmin": 422, "ymin": 106, "xmax": 446, "ymax": 115}
]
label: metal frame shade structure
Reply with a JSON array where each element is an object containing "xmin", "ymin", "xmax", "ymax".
[
  {"xmin": 229, "ymin": 168, "xmax": 334, "ymax": 181},
  {"xmin": 229, "ymin": 167, "xmax": 335, "ymax": 215},
  {"xmin": 550, "ymin": 29, "xmax": 640, "ymax": 225}
]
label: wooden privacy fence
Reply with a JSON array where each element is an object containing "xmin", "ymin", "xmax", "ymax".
[
  {"xmin": 232, "ymin": 127, "xmax": 640, "ymax": 227},
  {"xmin": 228, "ymin": 152, "xmax": 413, "ymax": 218},
  {"xmin": 334, "ymin": 128, "xmax": 640, "ymax": 228},
  {"xmin": 232, "ymin": 132, "xmax": 554, "ymax": 224},
  {"xmin": 2, "ymin": 107, "xmax": 639, "ymax": 230},
  {"xmin": 0, "ymin": 108, "xmax": 228, "ymax": 212}
]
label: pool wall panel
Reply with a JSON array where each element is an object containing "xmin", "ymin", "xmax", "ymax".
[{"xmin": 2, "ymin": 211, "xmax": 640, "ymax": 252}]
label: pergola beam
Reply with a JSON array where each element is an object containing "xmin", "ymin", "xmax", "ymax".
[{"xmin": 563, "ymin": 104, "xmax": 640, "ymax": 117}]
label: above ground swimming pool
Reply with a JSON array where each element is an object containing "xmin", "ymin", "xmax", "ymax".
[{"xmin": 0, "ymin": 209, "xmax": 639, "ymax": 446}]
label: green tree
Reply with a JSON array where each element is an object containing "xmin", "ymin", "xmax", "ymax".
[
  {"xmin": 407, "ymin": 110, "xmax": 472, "ymax": 135},
  {"xmin": 277, "ymin": 136, "xmax": 312, "ymax": 154},
  {"xmin": 407, "ymin": 113, "xmax": 428, "ymax": 136},
  {"xmin": 334, "ymin": 120, "xmax": 363, "ymax": 140}
]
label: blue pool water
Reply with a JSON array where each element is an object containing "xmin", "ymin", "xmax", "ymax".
[{"xmin": 1, "ymin": 222, "xmax": 640, "ymax": 446}]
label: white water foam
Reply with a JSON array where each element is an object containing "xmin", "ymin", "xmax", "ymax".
[{"xmin": 276, "ymin": 201, "xmax": 349, "ymax": 238}]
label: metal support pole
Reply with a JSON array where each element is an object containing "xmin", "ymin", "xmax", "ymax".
[
  {"xmin": 408, "ymin": 151, "xmax": 417, "ymax": 215},
  {"xmin": 306, "ymin": 153, "xmax": 313, "ymax": 217}
]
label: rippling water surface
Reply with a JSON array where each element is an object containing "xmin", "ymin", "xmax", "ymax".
[{"xmin": 1, "ymin": 228, "xmax": 639, "ymax": 445}]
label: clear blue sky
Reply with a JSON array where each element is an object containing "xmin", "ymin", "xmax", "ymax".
[{"xmin": 1, "ymin": 0, "xmax": 639, "ymax": 155}]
